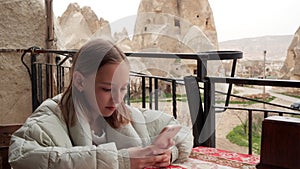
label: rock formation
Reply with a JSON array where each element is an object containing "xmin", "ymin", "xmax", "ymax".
[
  {"xmin": 113, "ymin": 28, "xmax": 133, "ymax": 51},
  {"xmin": 55, "ymin": 1, "xmax": 219, "ymax": 79},
  {"xmin": 280, "ymin": 27, "xmax": 300, "ymax": 80},
  {"xmin": 58, "ymin": 3, "xmax": 112, "ymax": 49},
  {"xmin": 129, "ymin": 0, "xmax": 219, "ymax": 80},
  {"xmin": 132, "ymin": 0, "xmax": 218, "ymax": 52}
]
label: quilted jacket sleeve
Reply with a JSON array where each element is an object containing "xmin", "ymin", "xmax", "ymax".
[
  {"xmin": 8, "ymin": 100, "xmax": 129, "ymax": 169},
  {"xmin": 8, "ymin": 120, "xmax": 125, "ymax": 169},
  {"xmin": 9, "ymin": 135, "xmax": 120, "ymax": 169}
]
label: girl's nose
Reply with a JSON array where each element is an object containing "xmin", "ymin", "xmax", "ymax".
[{"xmin": 112, "ymin": 90, "xmax": 122, "ymax": 104}]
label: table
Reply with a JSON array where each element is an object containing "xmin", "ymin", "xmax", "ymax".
[{"xmin": 146, "ymin": 146, "xmax": 260, "ymax": 169}]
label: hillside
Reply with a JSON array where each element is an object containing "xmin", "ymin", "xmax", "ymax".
[{"xmin": 219, "ymin": 35, "xmax": 293, "ymax": 61}]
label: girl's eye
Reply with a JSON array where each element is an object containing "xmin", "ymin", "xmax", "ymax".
[{"xmin": 102, "ymin": 88, "xmax": 111, "ymax": 92}]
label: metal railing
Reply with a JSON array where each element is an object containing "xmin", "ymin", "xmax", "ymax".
[
  {"xmin": 207, "ymin": 76, "xmax": 300, "ymax": 154},
  {"xmin": 19, "ymin": 47, "xmax": 300, "ymax": 155},
  {"xmin": 128, "ymin": 71, "xmax": 184, "ymax": 119}
]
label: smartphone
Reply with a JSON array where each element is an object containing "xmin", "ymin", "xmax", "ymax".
[{"xmin": 152, "ymin": 124, "xmax": 182, "ymax": 149}]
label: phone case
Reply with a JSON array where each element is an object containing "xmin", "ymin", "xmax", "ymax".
[{"xmin": 152, "ymin": 125, "xmax": 182, "ymax": 149}]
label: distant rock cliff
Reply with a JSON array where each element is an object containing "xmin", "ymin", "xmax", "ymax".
[
  {"xmin": 281, "ymin": 27, "xmax": 300, "ymax": 80},
  {"xmin": 219, "ymin": 35, "xmax": 293, "ymax": 61}
]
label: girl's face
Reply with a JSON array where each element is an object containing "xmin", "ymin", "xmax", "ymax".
[{"xmin": 87, "ymin": 62, "xmax": 129, "ymax": 117}]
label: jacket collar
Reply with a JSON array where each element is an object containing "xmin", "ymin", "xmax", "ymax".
[{"xmin": 48, "ymin": 95, "xmax": 93, "ymax": 146}]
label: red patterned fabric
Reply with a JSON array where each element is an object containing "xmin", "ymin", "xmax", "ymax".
[
  {"xmin": 190, "ymin": 146, "xmax": 260, "ymax": 168},
  {"xmin": 145, "ymin": 166, "xmax": 186, "ymax": 169},
  {"xmin": 145, "ymin": 146, "xmax": 260, "ymax": 169}
]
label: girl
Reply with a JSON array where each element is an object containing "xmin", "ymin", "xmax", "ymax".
[{"xmin": 9, "ymin": 38, "xmax": 193, "ymax": 169}]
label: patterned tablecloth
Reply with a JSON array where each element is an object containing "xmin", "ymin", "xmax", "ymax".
[{"xmin": 146, "ymin": 146, "xmax": 260, "ymax": 169}]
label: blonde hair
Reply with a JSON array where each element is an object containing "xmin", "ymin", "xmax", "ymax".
[{"xmin": 59, "ymin": 39, "xmax": 130, "ymax": 128}]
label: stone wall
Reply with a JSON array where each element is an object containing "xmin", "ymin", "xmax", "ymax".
[{"xmin": 0, "ymin": 0, "xmax": 47, "ymax": 124}]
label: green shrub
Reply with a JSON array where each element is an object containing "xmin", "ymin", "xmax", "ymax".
[{"xmin": 226, "ymin": 119, "xmax": 262, "ymax": 154}]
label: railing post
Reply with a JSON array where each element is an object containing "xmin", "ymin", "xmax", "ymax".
[
  {"xmin": 60, "ymin": 67, "xmax": 65, "ymax": 93},
  {"xmin": 31, "ymin": 53, "xmax": 38, "ymax": 111},
  {"xmin": 248, "ymin": 110, "xmax": 253, "ymax": 155},
  {"xmin": 149, "ymin": 77, "xmax": 152, "ymax": 109},
  {"xmin": 126, "ymin": 84, "xmax": 131, "ymax": 105},
  {"xmin": 49, "ymin": 64, "xmax": 54, "ymax": 98},
  {"xmin": 142, "ymin": 76, "xmax": 146, "ymax": 108},
  {"xmin": 264, "ymin": 111, "xmax": 268, "ymax": 118},
  {"xmin": 46, "ymin": 64, "xmax": 50, "ymax": 99},
  {"xmin": 172, "ymin": 80, "xmax": 177, "ymax": 119},
  {"xmin": 37, "ymin": 64, "xmax": 43, "ymax": 102},
  {"xmin": 225, "ymin": 59, "xmax": 237, "ymax": 107},
  {"xmin": 203, "ymin": 78, "xmax": 216, "ymax": 147},
  {"xmin": 154, "ymin": 78, "xmax": 159, "ymax": 110}
]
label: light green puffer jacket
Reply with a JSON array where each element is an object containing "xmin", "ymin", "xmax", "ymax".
[{"xmin": 9, "ymin": 95, "xmax": 193, "ymax": 169}]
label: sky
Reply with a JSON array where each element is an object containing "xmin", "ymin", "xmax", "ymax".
[{"xmin": 53, "ymin": 0, "xmax": 300, "ymax": 42}]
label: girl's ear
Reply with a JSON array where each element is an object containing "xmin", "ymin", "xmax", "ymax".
[{"xmin": 73, "ymin": 71, "xmax": 85, "ymax": 92}]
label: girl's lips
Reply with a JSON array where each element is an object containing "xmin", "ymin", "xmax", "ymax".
[{"xmin": 106, "ymin": 106, "xmax": 116, "ymax": 111}]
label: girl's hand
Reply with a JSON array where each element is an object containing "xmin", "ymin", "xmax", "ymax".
[
  {"xmin": 128, "ymin": 145, "xmax": 170, "ymax": 169},
  {"xmin": 154, "ymin": 149, "xmax": 172, "ymax": 168}
]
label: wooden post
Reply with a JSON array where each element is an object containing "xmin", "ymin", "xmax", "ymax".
[
  {"xmin": 45, "ymin": 0, "xmax": 55, "ymax": 98},
  {"xmin": 45, "ymin": 0, "xmax": 54, "ymax": 51}
]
